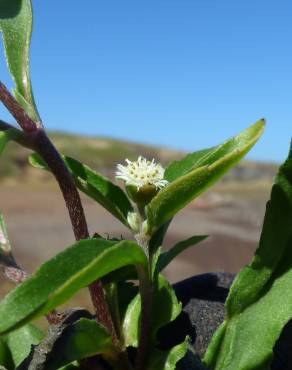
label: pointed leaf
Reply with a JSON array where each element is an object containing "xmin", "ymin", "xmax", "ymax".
[
  {"xmin": 122, "ymin": 274, "xmax": 181, "ymax": 347},
  {"xmin": 147, "ymin": 120, "xmax": 265, "ymax": 233},
  {"xmin": 29, "ymin": 153, "xmax": 133, "ymax": 227},
  {"xmin": 146, "ymin": 338, "xmax": 188, "ymax": 370},
  {"xmin": 204, "ymin": 141, "xmax": 292, "ymax": 369},
  {"xmin": 157, "ymin": 235, "xmax": 208, "ymax": 272},
  {"xmin": 165, "ymin": 119, "xmax": 265, "ymax": 182},
  {"xmin": 0, "ymin": 239, "xmax": 147, "ymax": 334},
  {"xmin": 122, "ymin": 293, "xmax": 140, "ymax": 347},
  {"xmin": 226, "ymin": 140, "xmax": 292, "ymax": 316},
  {"xmin": 41, "ymin": 318, "xmax": 114, "ymax": 370},
  {"xmin": 64, "ymin": 155, "xmax": 133, "ymax": 226},
  {"xmin": 0, "ymin": 0, "xmax": 39, "ymax": 121}
]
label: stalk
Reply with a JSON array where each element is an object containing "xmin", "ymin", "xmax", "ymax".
[
  {"xmin": 0, "ymin": 82, "xmax": 119, "ymax": 348},
  {"xmin": 135, "ymin": 265, "xmax": 153, "ymax": 370},
  {"xmin": 34, "ymin": 133, "xmax": 119, "ymax": 346},
  {"xmin": 134, "ymin": 202, "xmax": 153, "ymax": 370}
]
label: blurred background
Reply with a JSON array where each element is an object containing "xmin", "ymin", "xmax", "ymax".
[{"xmin": 0, "ymin": 1, "xmax": 291, "ymax": 306}]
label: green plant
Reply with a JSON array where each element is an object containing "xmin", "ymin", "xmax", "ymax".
[{"xmin": 0, "ymin": 1, "xmax": 291, "ymax": 370}]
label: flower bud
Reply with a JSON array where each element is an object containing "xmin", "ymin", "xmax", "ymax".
[
  {"xmin": 126, "ymin": 184, "xmax": 159, "ymax": 206},
  {"xmin": 127, "ymin": 212, "xmax": 140, "ymax": 233}
]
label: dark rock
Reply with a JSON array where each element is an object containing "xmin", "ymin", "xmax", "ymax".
[
  {"xmin": 158, "ymin": 272, "xmax": 234, "ymax": 358},
  {"xmin": 174, "ymin": 272, "xmax": 234, "ymax": 357}
]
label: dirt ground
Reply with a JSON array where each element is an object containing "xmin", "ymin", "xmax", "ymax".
[{"xmin": 0, "ymin": 182, "xmax": 271, "ymax": 309}]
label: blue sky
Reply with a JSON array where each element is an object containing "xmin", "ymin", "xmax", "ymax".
[{"xmin": 0, "ymin": 0, "xmax": 291, "ymax": 162}]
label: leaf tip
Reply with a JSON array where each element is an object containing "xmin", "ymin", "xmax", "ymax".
[{"xmin": 254, "ymin": 118, "xmax": 266, "ymax": 132}]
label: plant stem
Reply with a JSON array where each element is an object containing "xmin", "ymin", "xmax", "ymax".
[
  {"xmin": 0, "ymin": 82, "xmax": 118, "ymax": 349},
  {"xmin": 135, "ymin": 265, "xmax": 153, "ymax": 370},
  {"xmin": 33, "ymin": 130, "xmax": 88, "ymax": 240},
  {"xmin": 0, "ymin": 83, "xmax": 40, "ymax": 132},
  {"xmin": 2, "ymin": 260, "xmax": 28, "ymax": 284},
  {"xmin": 34, "ymin": 131, "xmax": 119, "ymax": 347},
  {"xmin": 133, "ymin": 204, "xmax": 154, "ymax": 370}
]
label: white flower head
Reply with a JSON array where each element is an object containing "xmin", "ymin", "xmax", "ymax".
[{"xmin": 116, "ymin": 156, "xmax": 168, "ymax": 190}]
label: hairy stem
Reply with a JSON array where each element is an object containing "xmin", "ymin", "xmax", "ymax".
[
  {"xmin": 34, "ymin": 129, "xmax": 88, "ymax": 240},
  {"xmin": 0, "ymin": 83, "xmax": 40, "ymax": 132},
  {"xmin": 2, "ymin": 260, "xmax": 28, "ymax": 284},
  {"xmin": 0, "ymin": 83, "xmax": 118, "ymax": 348},
  {"xmin": 34, "ymin": 131, "xmax": 119, "ymax": 346}
]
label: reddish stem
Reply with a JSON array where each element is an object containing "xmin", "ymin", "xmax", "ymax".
[
  {"xmin": 0, "ymin": 83, "xmax": 40, "ymax": 132},
  {"xmin": 4, "ymin": 265, "xmax": 28, "ymax": 284},
  {"xmin": 1, "ymin": 258, "xmax": 59, "ymax": 324},
  {"xmin": 0, "ymin": 82, "xmax": 118, "ymax": 346}
]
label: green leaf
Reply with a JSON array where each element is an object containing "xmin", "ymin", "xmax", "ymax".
[
  {"xmin": 226, "ymin": 140, "xmax": 292, "ymax": 316},
  {"xmin": 146, "ymin": 338, "xmax": 188, "ymax": 370},
  {"xmin": 0, "ymin": 130, "xmax": 17, "ymax": 156},
  {"xmin": 0, "ymin": 0, "xmax": 39, "ymax": 121},
  {"xmin": 204, "ymin": 141, "xmax": 292, "ymax": 369},
  {"xmin": 4, "ymin": 324, "xmax": 43, "ymax": 367},
  {"xmin": 165, "ymin": 119, "xmax": 265, "ymax": 182},
  {"xmin": 122, "ymin": 274, "xmax": 181, "ymax": 347},
  {"xmin": 165, "ymin": 148, "xmax": 215, "ymax": 182},
  {"xmin": 0, "ymin": 324, "xmax": 43, "ymax": 368},
  {"xmin": 0, "ymin": 337, "xmax": 11, "ymax": 369},
  {"xmin": 0, "ymin": 239, "xmax": 147, "ymax": 334},
  {"xmin": 42, "ymin": 318, "xmax": 114, "ymax": 370},
  {"xmin": 29, "ymin": 154, "xmax": 133, "ymax": 227},
  {"xmin": 146, "ymin": 120, "xmax": 265, "ymax": 233},
  {"xmin": 157, "ymin": 235, "xmax": 208, "ymax": 272},
  {"xmin": 110, "ymin": 281, "xmax": 138, "ymax": 345},
  {"xmin": 121, "ymin": 291, "xmax": 140, "ymax": 347}
]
